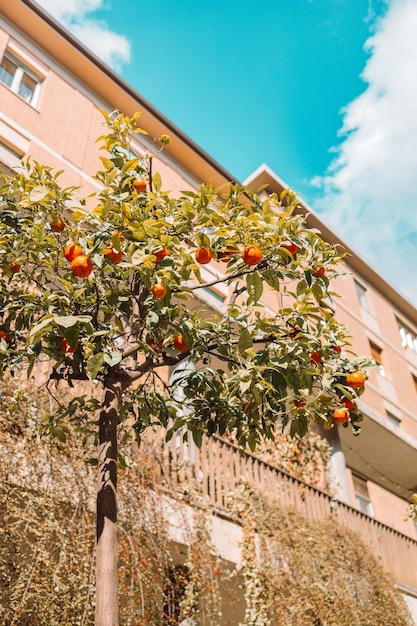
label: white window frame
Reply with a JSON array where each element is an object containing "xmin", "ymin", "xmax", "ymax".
[{"xmin": 0, "ymin": 51, "xmax": 43, "ymax": 107}]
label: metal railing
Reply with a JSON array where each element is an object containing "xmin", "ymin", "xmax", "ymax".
[{"xmin": 151, "ymin": 429, "xmax": 417, "ymax": 593}]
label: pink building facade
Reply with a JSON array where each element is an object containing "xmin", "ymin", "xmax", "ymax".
[{"xmin": 2, "ymin": 0, "xmax": 417, "ymax": 619}]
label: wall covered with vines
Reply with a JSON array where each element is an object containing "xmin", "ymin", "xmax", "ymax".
[{"xmin": 0, "ymin": 379, "xmax": 413, "ymax": 625}]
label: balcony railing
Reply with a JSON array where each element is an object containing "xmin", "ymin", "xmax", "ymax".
[{"xmin": 150, "ymin": 429, "xmax": 417, "ymax": 594}]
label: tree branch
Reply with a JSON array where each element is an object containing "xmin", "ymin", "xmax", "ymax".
[{"xmin": 190, "ymin": 260, "xmax": 269, "ymax": 291}]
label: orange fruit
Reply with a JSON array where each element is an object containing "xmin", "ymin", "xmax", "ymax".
[
  {"xmin": 313, "ymin": 266, "xmax": 325, "ymax": 277},
  {"xmin": 242, "ymin": 401, "xmax": 253, "ymax": 414},
  {"xmin": 281, "ymin": 241, "xmax": 300, "ymax": 256},
  {"xmin": 146, "ymin": 336, "xmax": 166, "ymax": 353},
  {"xmin": 333, "ymin": 407, "xmax": 350, "ymax": 424},
  {"xmin": 346, "ymin": 371, "xmax": 365, "ymax": 389},
  {"xmin": 342, "ymin": 398, "xmax": 356, "ymax": 410},
  {"xmin": 195, "ymin": 247, "xmax": 212, "ymax": 264},
  {"xmin": 133, "ymin": 179, "xmax": 147, "ymax": 192},
  {"xmin": 64, "ymin": 243, "xmax": 83, "ymax": 262},
  {"xmin": 310, "ymin": 351, "xmax": 322, "ymax": 365},
  {"xmin": 0, "ymin": 330, "xmax": 9, "ymax": 343},
  {"xmin": 50, "ymin": 217, "xmax": 66, "ymax": 232},
  {"xmin": 174, "ymin": 334, "xmax": 188, "ymax": 351},
  {"xmin": 71, "ymin": 255, "xmax": 93, "ymax": 278},
  {"xmin": 330, "ymin": 345, "xmax": 342, "ymax": 354},
  {"xmin": 294, "ymin": 399, "xmax": 307, "ymax": 408},
  {"xmin": 289, "ymin": 325, "xmax": 301, "ymax": 339},
  {"xmin": 153, "ymin": 247, "xmax": 170, "ymax": 263},
  {"xmin": 242, "ymin": 245, "xmax": 262, "ymax": 266},
  {"xmin": 152, "ymin": 283, "xmax": 167, "ymax": 299},
  {"xmin": 60, "ymin": 338, "xmax": 78, "ymax": 353},
  {"xmin": 103, "ymin": 247, "xmax": 123, "ymax": 264},
  {"xmin": 10, "ymin": 263, "xmax": 21, "ymax": 274}
]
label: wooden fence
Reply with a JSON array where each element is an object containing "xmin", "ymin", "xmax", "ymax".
[{"xmin": 150, "ymin": 429, "xmax": 417, "ymax": 594}]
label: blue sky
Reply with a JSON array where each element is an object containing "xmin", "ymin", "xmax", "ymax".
[{"xmin": 37, "ymin": 0, "xmax": 417, "ymax": 307}]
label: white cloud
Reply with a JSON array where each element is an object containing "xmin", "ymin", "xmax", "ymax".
[
  {"xmin": 313, "ymin": 0, "xmax": 417, "ymax": 306},
  {"xmin": 36, "ymin": 0, "xmax": 131, "ymax": 71}
]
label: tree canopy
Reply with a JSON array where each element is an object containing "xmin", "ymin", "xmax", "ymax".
[{"xmin": 0, "ymin": 110, "xmax": 370, "ymax": 452}]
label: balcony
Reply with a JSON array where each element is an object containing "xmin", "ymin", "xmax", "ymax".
[{"xmin": 150, "ymin": 429, "xmax": 417, "ymax": 595}]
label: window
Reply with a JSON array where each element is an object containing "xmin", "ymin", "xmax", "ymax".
[
  {"xmin": 354, "ymin": 280, "xmax": 369, "ymax": 312},
  {"xmin": 398, "ymin": 321, "xmax": 417, "ymax": 353},
  {"xmin": 386, "ymin": 411, "xmax": 401, "ymax": 429},
  {"xmin": 0, "ymin": 51, "xmax": 42, "ymax": 106},
  {"xmin": 369, "ymin": 341, "xmax": 385, "ymax": 377},
  {"xmin": 0, "ymin": 138, "xmax": 25, "ymax": 173},
  {"xmin": 352, "ymin": 474, "xmax": 374, "ymax": 517}
]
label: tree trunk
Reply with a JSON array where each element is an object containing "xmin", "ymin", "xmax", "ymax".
[{"xmin": 95, "ymin": 376, "xmax": 121, "ymax": 626}]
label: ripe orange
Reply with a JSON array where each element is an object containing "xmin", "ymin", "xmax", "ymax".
[
  {"xmin": 294, "ymin": 399, "xmax": 307, "ymax": 408},
  {"xmin": 133, "ymin": 179, "xmax": 147, "ymax": 192},
  {"xmin": 242, "ymin": 245, "xmax": 262, "ymax": 266},
  {"xmin": 103, "ymin": 247, "xmax": 123, "ymax": 264},
  {"xmin": 60, "ymin": 338, "xmax": 78, "ymax": 353},
  {"xmin": 342, "ymin": 398, "xmax": 356, "ymax": 410},
  {"xmin": 242, "ymin": 401, "xmax": 253, "ymax": 414},
  {"xmin": 152, "ymin": 283, "xmax": 167, "ymax": 299},
  {"xmin": 289, "ymin": 325, "xmax": 301, "ymax": 339},
  {"xmin": 0, "ymin": 330, "xmax": 9, "ymax": 343},
  {"xmin": 153, "ymin": 247, "xmax": 170, "ymax": 263},
  {"xmin": 310, "ymin": 351, "xmax": 322, "ymax": 365},
  {"xmin": 10, "ymin": 262, "xmax": 21, "ymax": 274},
  {"xmin": 330, "ymin": 345, "xmax": 342, "ymax": 354},
  {"xmin": 195, "ymin": 247, "xmax": 212, "ymax": 264},
  {"xmin": 333, "ymin": 407, "xmax": 350, "ymax": 424},
  {"xmin": 346, "ymin": 371, "xmax": 365, "ymax": 389},
  {"xmin": 50, "ymin": 217, "xmax": 66, "ymax": 232},
  {"xmin": 313, "ymin": 266, "xmax": 325, "ymax": 277},
  {"xmin": 174, "ymin": 334, "xmax": 188, "ymax": 351},
  {"xmin": 64, "ymin": 243, "xmax": 83, "ymax": 262},
  {"xmin": 146, "ymin": 336, "xmax": 166, "ymax": 353},
  {"xmin": 281, "ymin": 241, "xmax": 300, "ymax": 256},
  {"xmin": 71, "ymin": 255, "xmax": 93, "ymax": 278}
]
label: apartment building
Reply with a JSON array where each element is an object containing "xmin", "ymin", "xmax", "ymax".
[{"xmin": 1, "ymin": 0, "xmax": 417, "ymax": 621}]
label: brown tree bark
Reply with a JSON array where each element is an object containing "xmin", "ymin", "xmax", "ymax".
[{"xmin": 95, "ymin": 375, "xmax": 121, "ymax": 626}]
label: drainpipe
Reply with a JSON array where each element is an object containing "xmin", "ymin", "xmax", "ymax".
[{"xmin": 322, "ymin": 426, "xmax": 353, "ymax": 506}]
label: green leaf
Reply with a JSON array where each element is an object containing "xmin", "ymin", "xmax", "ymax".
[
  {"xmin": 238, "ymin": 327, "xmax": 253, "ymax": 356},
  {"xmin": 192, "ymin": 429, "xmax": 203, "ymax": 448},
  {"xmin": 54, "ymin": 315, "xmax": 90, "ymax": 328},
  {"xmin": 247, "ymin": 431, "xmax": 257, "ymax": 452},
  {"xmin": 146, "ymin": 311, "xmax": 159, "ymax": 328},
  {"xmin": 312, "ymin": 282, "xmax": 323, "ymax": 302},
  {"xmin": 246, "ymin": 273, "xmax": 263, "ymax": 304},
  {"xmin": 63, "ymin": 324, "xmax": 79, "ymax": 348},
  {"xmin": 131, "ymin": 249, "xmax": 145, "ymax": 265},
  {"xmin": 121, "ymin": 158, "xmax": 139, "ymax": 175},
  {"xmin": 29, "ymin": 186, "xmax": 49, "ymax": 202},
  {"xmin": 114, "ymin": 317, "xmax": 124, "ymax": 333},
  {"xmin": 86, "ymin": 353, "xmax": 105, "ymax": 380},
  {"xmin": 152, "ymin": 172, "xmax": 162, "ymax": 192},
  {"xmin": 104, "ymin": 352, "xmax": 122, "ymax": 367},
  {"xmin": 27, "ymin": 315, "xmax": 54, "ymax": 345},
  {"xmin": 296, "ymin": 280, "xmax": 308, "ymax": 298}
]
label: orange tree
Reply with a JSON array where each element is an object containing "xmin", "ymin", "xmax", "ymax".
[{"xmin": 0, "ymin": 112, "xmax": 370, "ymax": 626}]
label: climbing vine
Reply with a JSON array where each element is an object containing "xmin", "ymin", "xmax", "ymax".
[{"xmin": 0, "ymin": 378, "xmax": 413, "ymax": 625}]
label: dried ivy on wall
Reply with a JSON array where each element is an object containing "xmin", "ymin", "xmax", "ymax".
[{"xmin": 0, "ymin": 379, "xmax": 414, "ymax": 625}]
